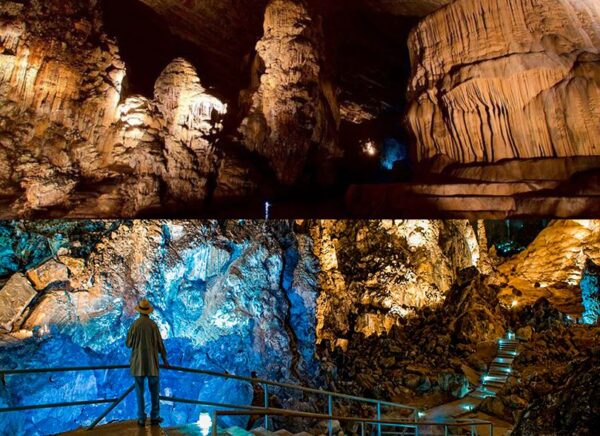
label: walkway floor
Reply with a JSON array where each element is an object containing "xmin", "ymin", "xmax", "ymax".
[
  {"xmin": 61, "ymin": 421, "xmax": 240, "ymax": 436},
  {"xmin": 61, "ymin": 420, "xmax": 167, "ymax": 436},
  {"xmin": 420, "ymin": 333, "xmax": 522, "ymax": 435}
]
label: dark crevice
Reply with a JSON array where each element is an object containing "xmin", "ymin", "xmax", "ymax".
[{"xmin": 99, "ymin": 0, "xmax": 235, "ymax": 102}]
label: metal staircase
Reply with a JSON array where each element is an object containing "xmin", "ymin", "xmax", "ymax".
[{"xmin": 471, "ymin": 333, "xmax": 520, "ymax": 401}]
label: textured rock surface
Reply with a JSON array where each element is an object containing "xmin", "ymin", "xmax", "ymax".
[
  {"xmin": 407, "ymin": 0, "xmax": 600, "ymax": 164},
  {"xmin": 0, "ymin": 220, "xmax": 321, "ymax": 434},
  {"xmin": 322, "ymin": 272, "xmax": 506, "ymax": 404},
  {"xmin": 239, "ymin": 0, "xmax": 341, "ymax": 185},
  {"xmin": 490, "ymin": 220, "xmax": 600, "ymax": 315},
  {"xmin": 0, "ymin": 1, "xmax": 230, "ymax": 217},
  {"xmin": 1, "ymin": 220, "xmax": 600, "ymax": 434},
  {"xmin": 26, "ymin": 260, "xmax": 69, "ymax": 291},
  {"xmin": 0, "ymin": 273, "xmax": 37, "ymax": 331},
  {"xmin": 580, "ymin": 259, "xmax": 600, "ymax": 324},
  {"xmin": 154, "ymin": 59, "xmax": 227, "ymax": 203},
  {"xmin": 511, "ymin": 343, "xmax": 600, "ymax": 434},
  {"xmin": 309, "ymin": 220, "xmax": 487, "ymax": 340}
]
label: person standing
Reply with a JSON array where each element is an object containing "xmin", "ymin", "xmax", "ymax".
[{"xmin": 126, "ymin": 298, "xmax": 169, "ymax": 426}]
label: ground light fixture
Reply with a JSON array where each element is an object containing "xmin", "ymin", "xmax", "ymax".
[
  {"xmin": 461, "ymin": 403, "xmax": 474, "ymax": 412},
  {"xmin": 198, "ymin": 412, "xmax": 213, "ymax": 436}
]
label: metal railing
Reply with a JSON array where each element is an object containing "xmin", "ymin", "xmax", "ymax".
[
  {"xmin": 211, "ymin": 409, "xmax": 494, "ymax": 436},
  {"xmin": 0, "ymin": 365, "xmax": 492, "ymax": 435}
]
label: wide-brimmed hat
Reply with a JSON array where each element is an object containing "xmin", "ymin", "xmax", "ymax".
[{"xmin": 135, "ymin": 298, "xmax": 154, "ymax": 315}]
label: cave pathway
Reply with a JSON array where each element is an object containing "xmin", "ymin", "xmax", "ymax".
[{"xmin": 420, "ymin": 332, "xmax": 523, "ymax": 435}]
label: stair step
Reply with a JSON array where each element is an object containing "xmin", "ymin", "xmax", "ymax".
[
  {"xmin": 488, "ymin": 365, "xmax": 511, "ymax": 374},
  {"xmin": 489, "ymin": 371, "xmax": 510, "ymax": 377}
]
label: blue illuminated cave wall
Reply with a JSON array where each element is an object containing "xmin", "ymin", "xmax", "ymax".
[
  {"xmin": 580, "ymin": 259, "xmax": 600, "ymax": 324},
  {"xmin": 0, "ymin": 221, "xmax": 320, "ymax": 435},
  {"xmin": 380, "ymin": 137, "xmax": 408, "ymax": 171}
]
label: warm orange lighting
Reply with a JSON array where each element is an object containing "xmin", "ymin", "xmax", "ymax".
[
  {"xmin": 362, "ymin": 140, "xmax": 377, "ymax": 156},
  {"xmin": 511, "ymin": 299, "xmax": 518, "ymax": 308}
]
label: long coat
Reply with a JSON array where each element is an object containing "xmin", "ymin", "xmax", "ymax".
[{"xmin": 126, "ymin": 315, "xmax": 167, "ymax": 377}]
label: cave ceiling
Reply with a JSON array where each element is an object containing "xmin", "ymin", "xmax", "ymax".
[{"xmin": 131, "ymin": 0, "xmax": 448, "ymax": 109}]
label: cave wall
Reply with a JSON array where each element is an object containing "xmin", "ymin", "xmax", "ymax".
[
  {"xmin": 489, "ymin": 220, "xmax": 600, "ymax": 315},
  {"xmin": 406, "ymin": 0, "xmax": 600, "ymax": 164},
  {"xmin": 0, "ymin": 221, "xmax": 320, "ymax": 434},
  {"xmin": 0, "ymin": 0, "xmax": 230, "ymax": 217},
  {"xmin": 309, "ymin": 220, "xmax": 488, "ymax": 342},
  {"xmin": 0, "ymin": 218, "xmax": 488, "ymax": 433},
  {"xmin": 1, "ymin": 219, "xmax": 600, "ymax": 433}
]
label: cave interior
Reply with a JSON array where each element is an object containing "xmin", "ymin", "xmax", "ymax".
[{"xmin": 0, "ymin": 219, "xmax": 599, "ymax": 435}]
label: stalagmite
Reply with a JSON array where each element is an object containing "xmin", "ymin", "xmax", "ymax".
[
  {"xmin": 239, "ymin": 0, "xmax": 341, "ymax": 185},
  {"xmin": 154, "ymin": 58, "xmax": 227, "ymax": 202}
]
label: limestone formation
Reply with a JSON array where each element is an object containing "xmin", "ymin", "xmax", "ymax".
[
  {"xmin": 154, "ymin": 58, "xmax": 227, "ymax": 202},
  {"xmin": 0, "ymin": 273, "xmax": 37, "ymax": 331},
  {"xmin": 0, "ymin": 1, "xmax": 229, "ymax": 217},
  {"xmin": 407, "ymin": 0, "xmax": 600, "ymax": 164},
  {"xmin": 1, "ymin": 220, "xmax": 600, "ymax": 434},
  {"xmin": 309, "ymin": 220, "xmax": 484, "ymax": 341},
  {"xmin": 26, "ymin": 260, "xmax": 69, "ymax": 291},
  {"xmin": 490, "ymin": 220, "xmax": 600, "ymax": 315},
  {"xmin": 239, "ymin": 0, "xmax": 341, "ymax": 185}
]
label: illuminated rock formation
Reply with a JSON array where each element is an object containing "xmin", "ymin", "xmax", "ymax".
[
  {"xmin": 0, "ymin": 1, "xmax": 228, "ymax": 216},
  {"xmin": 0, "ymin": 0, "xmax": 125, "ymax": 214},
  {"xmin": 0, "ymin": 220, "xmax": 321, "ymax": 434},
  {"xmin": 154, "ymin": 58, "xmax": 227, "ymax": 202},
  {"xmin": 490, "ymin": 220, "xmax": 600, "ymax": 315},
  {"xmin": 310, "ymin": 220, "xmax": 487, "ymax": 340},
  {"xmin": 239, "ymin": 0, "xmax": 341, "ymax": 185},
  {"xmin": 407, "ymin": 0, "xmax": 600, "ymax": 164},
  {"xmin": 2, "ymin": 220, "xmax": 600, "ymax": 434},
  {"xmin": 512, "ymin": 353, "xmax": 600, "ymax": 436},
  {"xmin": 579, "ymin": 259, "xmax": 600, "ymax": 324},
  {"xmin": 0, "ymin": 273, "xmax": 37, "ymax": 331}
]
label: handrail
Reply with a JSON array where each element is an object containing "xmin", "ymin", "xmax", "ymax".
[
  {"xmin": 88, "ymin": 384, "xmax": 135, "ymax": 430},
  {"xmin": 165, "ymin": 365, "xmax": 417, "ymax": 412},
  {"xmin": 0, "ymin": 365, "xmax": 433, "ymax": 434},
  {"xmin": 0, "ymin": 365, "xmax": 129, "ymax": 375},
  {"xmin": 211, "ymin": 408, "xmax": 494, "ymax": 436},
  {"xmin": 0, "ymin": 364, "xmax": 416, "ymax": 412},
  {"xmin": 0, "ymin": 398, "xmax": 118, "ymax": 413}
]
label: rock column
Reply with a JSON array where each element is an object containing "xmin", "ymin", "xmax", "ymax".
[{"xmin": 240, "ymin": 0, "xmax": 340, "ymax": 185}]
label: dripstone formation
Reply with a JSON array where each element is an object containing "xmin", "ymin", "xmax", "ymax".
[
  {"xmin": 406, "ymin": 0, "xmax": 600, "ymax": 164},
  {"xmin": 1, "ymin": 0, "xmax": 598, "ymax": 217},
  {"xmin": 240, "ymin": 0, "xmax": 341, "ymax": 185}
]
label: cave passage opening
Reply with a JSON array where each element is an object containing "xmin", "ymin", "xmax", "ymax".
[{"xmin": 323, "ymin": 8, "xmax": 419, "ymax": 185}]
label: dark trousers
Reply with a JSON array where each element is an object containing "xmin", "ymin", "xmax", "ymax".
[{"xmin": 134, "ymin": 376, "xmax": 160, "ymax": 421}]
